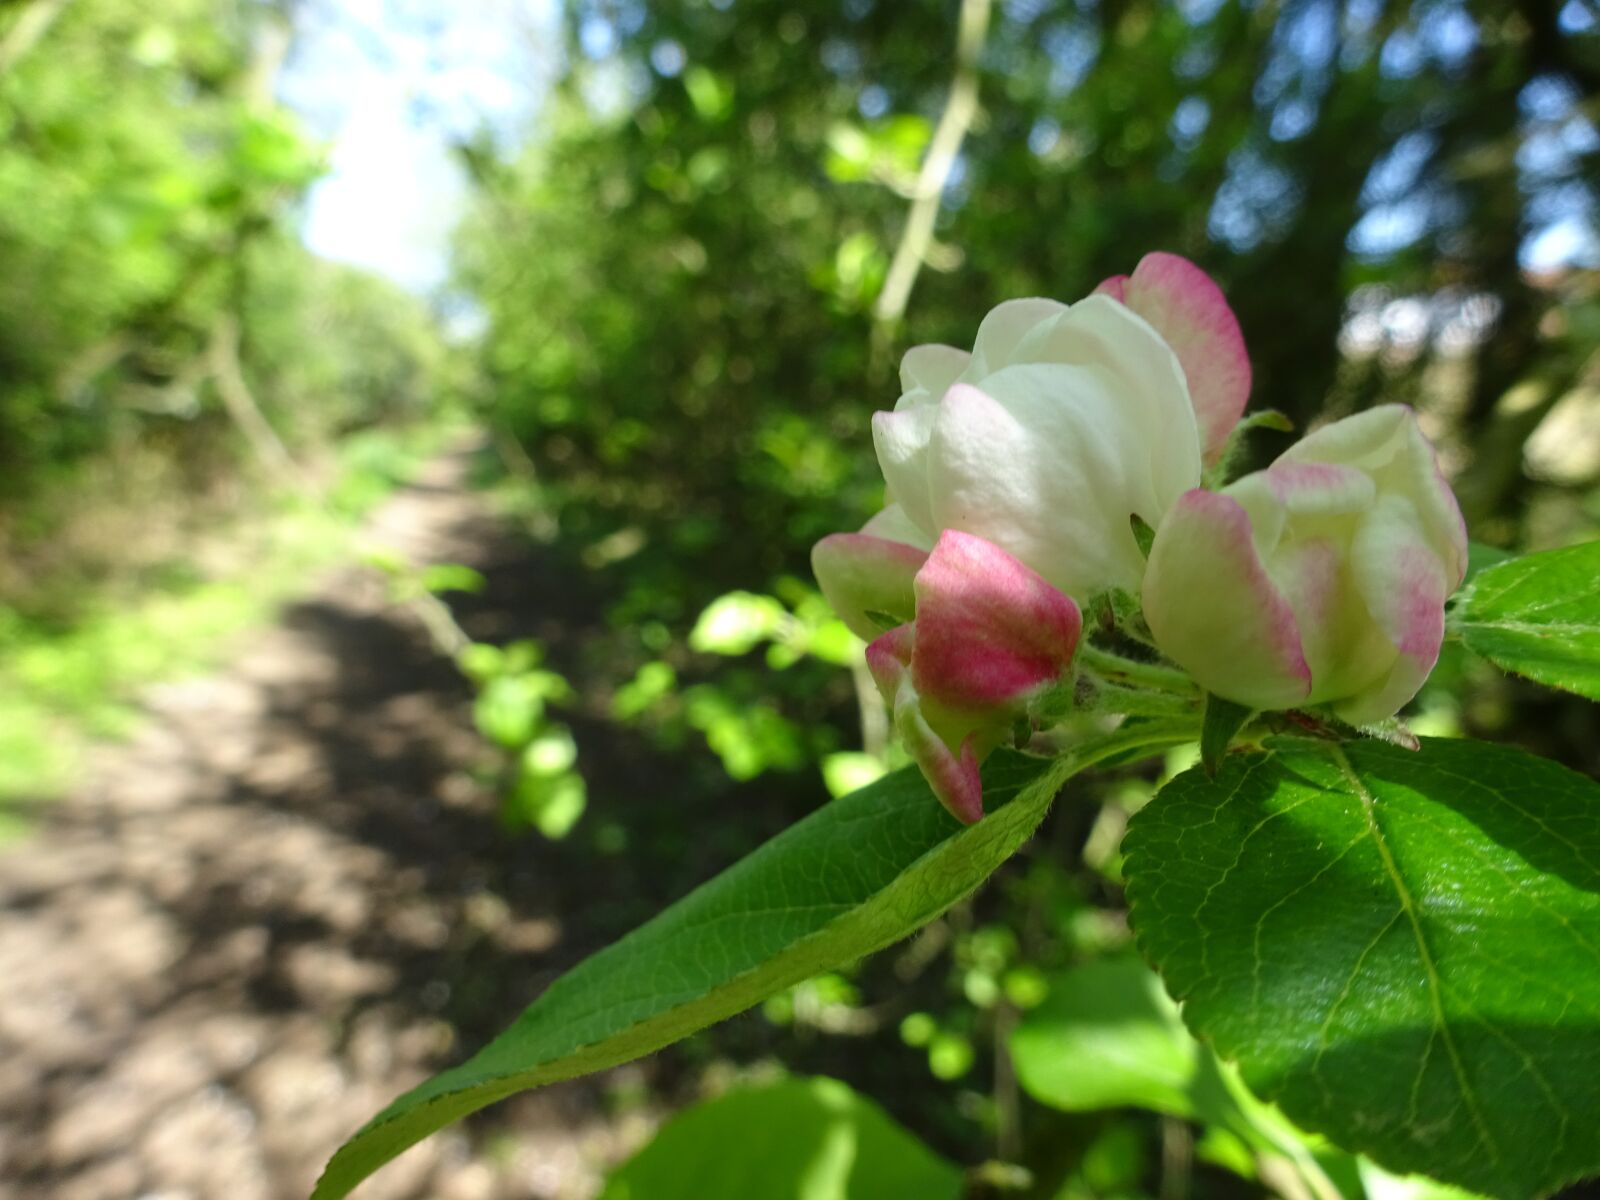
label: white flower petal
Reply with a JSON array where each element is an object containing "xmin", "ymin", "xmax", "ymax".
[
  {"xmin": 861, "ymin": 503, "xmax": 934, "ymax": 550},
  {"xmin": 871, "ymin": 405, "xmax": 939, "ymax": 536},
  {"xmin": 899, "ymin": 343, "xmax": 971, "ymax": 397},
  {"xmin": 963, "ymin": 297, "xmax": 1067, "ymax": 377},
  {"xmin": 925, "ymin": 374, "xmax": 1150, "ymax": 598}
]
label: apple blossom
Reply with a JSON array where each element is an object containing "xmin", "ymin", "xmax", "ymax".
[
  {"xmin": 866, "ymin": 530, "xmax": 1081, "ymax": 823},
  {"xmin": 1142, "ymin": 405, "xmax": 1469, "ymax": 724},
  {"xmin": 815, "ymin": 253, "xmax": 1249, "ymax": 630}
]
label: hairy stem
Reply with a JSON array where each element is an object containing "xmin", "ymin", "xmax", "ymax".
[{"xmin": 1078, "ymin": 644, "xmax": 1196, "ymax": 695}]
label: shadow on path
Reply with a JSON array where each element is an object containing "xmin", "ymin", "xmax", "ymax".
[{"xmin": 0, "ymin": 452, "xmax": 699, "ymax": 1200}]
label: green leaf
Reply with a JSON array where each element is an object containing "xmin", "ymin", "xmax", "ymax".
[
  {"xmin": 688, "ymin": 590, "xmax": 788, "ymax": 656},
  {"xmin": 1200, "ymin": 693, "xmax": 1252, "ymax": 775},
  {"xmin": 598, "ymin": 1076, "xmax": 962, "ymax": 1200},
  {"xmin": 1463, "ymin": 541, "xmax": 1514, "ymax": 587},
  {"xmin": 419, "ymin": 563, "xmax": 487, "ymax": 595},
  {"xmin": 1010, "ymin": 957, "xmax": 1362, "ymax": 1199},
  {"xmin": 820, "ymin": 751, "xmax": 887, "ymax": 799},
  {"xmin": 314, "ymin": 727, "xmax": 1191, "ymax": 1198},
  {"xmin": 1125, "ymin": 736, "xmax": 1600, "ymax": 1198},
  {"xmin": 1011, "ymin": 957, "xmax": 1230, "ymax": 1121},
  {"xmin": 1449, "ymin": 540, "xmax": 1600, "ymax": 701},
  {"xmin": 1130, "ymin": 513, "xmax": 1156, "ymax": 558},
  {"xmin": 313, "ymin": 727, "xmax": 1192, "ymax": 1199},
  {"xmin": 683, "ymin": 66, "xmax": 733, "ymax": 122},
  {"xmin": 472, "ymin": 675, "xmax": 546, "ymax": 748}
]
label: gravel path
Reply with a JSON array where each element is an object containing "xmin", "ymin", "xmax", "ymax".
[{"xmin": 0, "ymin": 452, "xmax": 653, "ymax": 1200}]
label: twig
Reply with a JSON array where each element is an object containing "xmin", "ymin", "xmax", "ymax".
[
  {"xmin": 851, "ymin": 656, "xmax": 891, "ymax": 762},
  {"xmin": 0, "ymin": 0, "xmax": 71, "ymax": 76},
  {"xmin": 872, "ymin": 0, "xmax": 991, "ymax": 342},
  {"xmin": 993, "ymin": 1002, "xmax": 1022, "ymax": 1164},
  {"xmin": 208, "ymin": 314, "xmax": 314, "ymax": 494}
]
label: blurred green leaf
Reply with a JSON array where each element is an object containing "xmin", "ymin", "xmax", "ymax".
[
  {"xmin": 521, "ymin": 726, "xmax": 578, "ymax": 776},
  {"xmin": 473, "ymin": 675, "xmax": 546, "ymax": 748},
  {"xmin": 926, "ymin": 1032, "xmax": 974, "ymax": 1081},
  {"xmin": 456, "ymin": 642, "xmax": 504, "ymax": 684},
  {"xmin": 684, "ymin": 685, "xmax": 806, "ymax": 779},
  {"xmin": 689, "ymin": 591, "xmax": 788, "ymax": 656},
  {"xmin": 682, "ymin": 66, "xmax": 733, "ymax": 121},
  {"xmin": 598, "ymin": 1077, "xmax": 961, "ymax": 1200},
  {"xmin": 419, "ymin": 563, "xmax": 487, "ymax": 595},
  {"xmin": 1012, "ymin": 957, "xmax": 1217, "ymax": 1120},
  {"xmin": 611, "ymin": 660, "xmax": 678, "ymax": 720},
  {"xmin": 506, "ymin": 770, "xmax": 586, "ymax": 840},
  {"xmin": 820, "ymin": 751, "xmax": 885, "ymax": 798},
  {"xmin": 899, "ymin": 1012, "xmax": 936, "ymax": 1048}
]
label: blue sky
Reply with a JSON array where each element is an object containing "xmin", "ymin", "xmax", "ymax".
[{"xmin": 278, "ymin": 0, "xmax": 558, "ymax": 294}]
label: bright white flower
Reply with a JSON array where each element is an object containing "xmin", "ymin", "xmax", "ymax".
[{"xmin": 821, "ymin": 253, "xmax": 1250, "ymax": 611}]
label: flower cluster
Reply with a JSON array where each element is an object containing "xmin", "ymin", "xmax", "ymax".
[{"xmin": 814, "ymin": 252, "xmax": 1467, "ymax": 822}]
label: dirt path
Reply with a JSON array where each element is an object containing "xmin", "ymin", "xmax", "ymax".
[{"xmin": 0, "ymin": 451, "xmax": 650, "ymax": 1200}]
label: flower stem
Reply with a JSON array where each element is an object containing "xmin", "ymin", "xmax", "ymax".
[
  {"xmin": 1088, "ymin": 681, "xmax": 1201, "ymax": 718},
  {"xmin": 1079, "ymin": 644, "xmax": 1196, "ymax": 694},
  {"xmin": 1056, "ymin": 718, "xmax": 1200, "ymax": 773}
]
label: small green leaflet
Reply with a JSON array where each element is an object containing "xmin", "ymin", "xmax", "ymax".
[
  {"xmin": 1200, "ymin": 693, "xmax": 1252, "ymax": 775},
  {"xmin": 313, "ymin": 724, "xmax": 1192, "ymax": 1200},
  {"xmin": 598, "ymin": 1076, "xmax": 962, "ymax": 1200},
  {"xmin": 1449, "ymin": 540, "xmax": 1600, "ymax": 701},
  {"xmin": 1125, "ymin": 737, "xmax": 1600, "ymax": 1199}
]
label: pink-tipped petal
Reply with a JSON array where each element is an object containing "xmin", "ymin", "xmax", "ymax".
[
  {"xmin": 910, "ymin": 530, "xmax": 1081, "ymax": 713},
  {"xmin": 1285, "ymin": 405, "xmax": 1468, "ymax": 586},
  {"xmin": 1337, "ymin": 495, "xmax": 1453, "ymax": 723},
  {"xmin": 865, "ymin": 624, "xmax": 915, "ymax": 704},
  {"xmin": 1143, "ymin": 490, "xmax": 1313, "ymax": 710},
  {"xmin": 1281, "ymin": 404, "xmax": 1411, "ymax": 469},
  {"xmin": 1118, "ymin": 253, "xmax": 1251, "ymax": 466},
  {"xmin": 812, "ymin": 533, "xmax": 930, "ymax": 642},
  {"xmin": 896, "ymin": 701, "xmax": 985, "ymax": 825},
  {"xmin": 1092, "ymin": 274, "xmax": 1129, "ymax": 302},
  {"xmin": 1262, "ymin": 461, "xmax": 1376, "ymax": 516},
  {"xmin": 1398, "ymin": 413, "xmax": 1469, "ymax": 587}
]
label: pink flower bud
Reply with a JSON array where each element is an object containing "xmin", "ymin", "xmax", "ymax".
[
  {"xmin": 911, "ymin": 529, "xmax": 1083, "ymax": 713},
  {"xmin": 1142, "ymin": 406, "xmax": 1468, "ymax": 723},
  {"xmin": 865, "ymin": 532, "xmax": 1081, "ymax": 824}
]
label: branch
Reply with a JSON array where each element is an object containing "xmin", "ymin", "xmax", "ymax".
[
  {"xmin": 208, "ymin": 313, "xmax": 313, "ymax": 493},
  {"xmin": 872, "ymin": 0, "xmax": 991, "ymax": 336},
  {"xmin": 0, "ymin": 0, "xmax": 71, "ymax": 77}
]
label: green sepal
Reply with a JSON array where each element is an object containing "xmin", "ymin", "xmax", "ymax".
[{"xmin": 1199, "ymin": 693, "xmax": 1253, "ymax": 775}]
